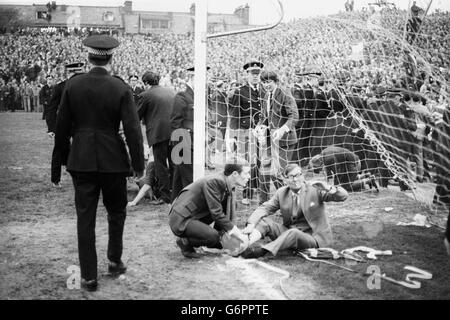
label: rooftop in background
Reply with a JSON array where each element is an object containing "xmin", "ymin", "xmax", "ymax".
[
  {"xmin": 2, "ymin": 0, "xmax": 450, "ymax": 24},
  {"xmin": 0, "ymin": 1, "xmax": 255, "ymax": 34}
]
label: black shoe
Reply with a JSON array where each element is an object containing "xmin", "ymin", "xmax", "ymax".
[
  {"xmin": 108, "ymin": 261, "xmax": 127, "ymax": 275},
  {"xmin": 81, "ymin": 279, "xmax": 98, "ymax": 292},
  {"xmin": 240, "ymin": 246, "xmax": 268, "ymax": 259},
  {"xmin": 176, "ymin": 238, "xmax": 200, "ymax": 258}
]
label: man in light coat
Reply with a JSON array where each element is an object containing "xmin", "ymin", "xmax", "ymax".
[{"xmin": 240, "ymin": 163, "xmax": 348, "ymax": 258}]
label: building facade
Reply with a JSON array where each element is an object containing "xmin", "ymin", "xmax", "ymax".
[{"xmin": 0, "ymin": 1, "xmax": 253, "ymax": 34}]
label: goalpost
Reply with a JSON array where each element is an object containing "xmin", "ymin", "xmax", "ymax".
[
  {"xmin": 193, "ymin": 0, "xmax": 284, "ymax": 181},
  {"xmin": 194, "ymin": 0, "xmax": 449, "ymax": 221}
]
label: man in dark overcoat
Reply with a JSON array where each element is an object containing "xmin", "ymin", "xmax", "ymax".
[{"xmin": 137, "ymin": 71, "xmax": 176, "ymax": 204}]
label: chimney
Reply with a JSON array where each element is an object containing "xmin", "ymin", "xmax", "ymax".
[
  {"xmin": 190, "ymin": 3, "xmax": 195, "ymax": 15},
  {"xmin": 234, "ymin": 3, "xmax": 249, "ymax": 25},
  {"xmin": 123, "ymin": 1, "xmax": 133, "ymax": 14}
]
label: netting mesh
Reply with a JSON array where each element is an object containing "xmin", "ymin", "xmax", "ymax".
[{"xmin": 205, "ymin": 2, "xmax": 450, "ymax": 211}]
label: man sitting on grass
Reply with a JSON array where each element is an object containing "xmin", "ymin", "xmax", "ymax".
[{"xmin": 240, "ymin": 163, "xmax": 348, "ymax": 259}]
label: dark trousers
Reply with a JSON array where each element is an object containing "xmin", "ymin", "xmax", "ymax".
[
  {"xmin": 51, "ymin": 141, "xmax": 62, "ymax": 184},
  {"xmin": 42, "ymin": 104, "xmax": 48, "ymax": 119},
  {"xmin": 152, "ymin": 140, "xmax": 172, "ymax": 203},
  {"xmin": 446, "ymin": 208, "xmax": 450, "ymax": 241},
  {"xmin": 183, "ymin": 219, "xmax": 222, "ymax": 248},
  {"xmin": 171, "ymin": 163, "xmax": 193, "ymax": 202},
  {"xmin": 70, "ymin": 171, "xmax": 127, "ymax": 280},
  {"xmin": 183, "ymin": 220, "xmax": 222, "ymax": 249},
  {"xmin": 169, "ymin": 212, "xmax": 222, "ymax": 248}
]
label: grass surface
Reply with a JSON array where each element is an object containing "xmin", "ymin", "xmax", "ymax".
[{"xmin": 0, "ymin": 112, "xmax": 449, "ymax": 300}]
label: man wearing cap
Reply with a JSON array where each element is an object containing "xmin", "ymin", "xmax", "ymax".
[
  {"xmin": 39, "ymin": 75, "xmax": 54, "ymax": 120},
  {"xmin": 47, "ymin": 62, "xmax": 84, "ymax": 187},
  {"xmin": 47, "ymin": 62, "xmax": 85, "ymax": 137},
  {"xmin": 258, "ymin": 70, "xmax": 299, "ymax": 203},
  {"xmin": 55, "ymin": 35, "xmax": 145, "ymax": 291},
  {"xmin": 229, "ymin": 60, "xmax": 265, "ymax": 204},
  {"xmin": 137, "ymin": 71, "xmax": 176, "ymax": 204}
]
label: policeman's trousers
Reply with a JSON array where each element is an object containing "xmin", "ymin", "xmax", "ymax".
[{"xmin": 70, "ymin": 171, "xmax": 128, "ymax": 280}]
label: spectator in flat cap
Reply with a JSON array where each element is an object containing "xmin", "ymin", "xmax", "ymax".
[
  {"xmin": 137, "ymin": 71, "xmax": 176, "ymax": 204},
  {"xmin": 47, "ymin": 61, "xmax": 85, "ymax": 187},
  {"xmin": 55, "ymin": 34, "xmax": 144, "ymax": 291},
  {"xmin": 229, "ymin": 60, "xmax": 266, "ymax": 205}
]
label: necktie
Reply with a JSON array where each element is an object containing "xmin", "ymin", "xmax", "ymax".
[
  {"xmin": 226, "ymin": 189, "xmax": 236, "ymax": 223},
  {"xmin": 292, "ymin": 193, "xmax": 299, "ymax": 218}
]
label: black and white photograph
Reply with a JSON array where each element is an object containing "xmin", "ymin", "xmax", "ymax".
[{"xmin": 0, "ymin": 0, "xmax": 449, "ymax": 305}]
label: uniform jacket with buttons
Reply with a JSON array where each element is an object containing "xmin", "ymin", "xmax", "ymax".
[
  {"xmin": 55, "ymin": 67, "xmax": 144, "ymax": 173},
  {"xmin": 229, "ymin": 83, "xmax": 265, "ymax": 130}
]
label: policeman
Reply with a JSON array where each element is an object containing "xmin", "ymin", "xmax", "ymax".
[
  {"xmin": 229, "ymin": 60, "xmax": 265, "ymax": 204},
  {"xmin": 47, "ymin": 62, "xmax": 84, "ymax": 187},
  {"xmin": 39, "ymin": 75, "xmax": 54, "ymax": 120},
  {"xmin": 55, "ymin": 35, "xmax": 145, "ymax": 291}
]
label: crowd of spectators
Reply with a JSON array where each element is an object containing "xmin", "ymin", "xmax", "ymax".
[{"xmin": 0, "ymin": 7, "xmax": 448, "ymax": 113}]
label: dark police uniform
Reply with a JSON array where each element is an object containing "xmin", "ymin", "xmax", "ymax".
[
  {"xmin": 39, "ymin": 82, "xmax": 53, "ymax": 120},
  {"xmin": 47, "ymin": 62, "xmax": 84, "ymax": 185},
  {"xmin": 229, "ymin": 61, "xmax": 265, "ymax": 201},
  {"xmin": 55, "ymin": 35, "xmax": 144, "ymax": 282}
]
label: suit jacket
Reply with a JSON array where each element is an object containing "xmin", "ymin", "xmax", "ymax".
[
  {"xmin": 39, "ymin": 84, "xmax": 53, "ymax": 106},
  {"xmin": 291, "ymin": 83, "xmax": 315, "ymax": 131},
  {"xmin": 55, "ymin": 67, "xmax": 144, "ymax": 173},
  {"xmin": 209, "ymin": 89, "xmax": 228, "ymax": 129},
  {"xmin": 137, "ymin": 85, "xmax": 176, "ymax": 147},
  {"xmin": 261, "ymin": 86, "xmax": 299, "ymax": 147},
  {"xmin": 320, "ymin": 146, "xmax": 359, "ymax": 184},
  {"xmin": 247, "ymin": 183, "xmax": 348, "ymax": 247},
  {"xmin": 171, "ymin": 85, "xmax": 194, "ymax": 133},
  {"xmin": 327, "ymin": 88, "xmax": 345, "ymax": 114},
  {"xmin": 170, "ymin": 173, "xmax": 236, "ymax": 232},
  {"xmin": 131, "ymin": 86, "xmax": 144, "ymax": 105},
  {"xmin": 229, "ymin": 83, "xmax": 265, "ymax": 130}
]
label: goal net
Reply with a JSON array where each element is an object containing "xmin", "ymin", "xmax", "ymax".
[{"xmin": 204, "ymin": 1, "xmax": 450, "ymax": 213}]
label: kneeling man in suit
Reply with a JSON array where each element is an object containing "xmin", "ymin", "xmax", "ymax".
[
  {"xmin": 240, "ymin": 163, "xmax": 348, "ymax": 258},
  {"xmin": 169, "ymin": 158, "xmax": 251, "ymax": 258}
]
